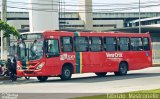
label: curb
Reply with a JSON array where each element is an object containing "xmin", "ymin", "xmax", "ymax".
[
  {"xmin": 152, "ymin": 64, "xmax": 160, "ymax": 67},
  {"xmin": 0, "ymin": 76, "xmax": 10, "ymax": 80}
]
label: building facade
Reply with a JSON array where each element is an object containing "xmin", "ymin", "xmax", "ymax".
[
  {"xmin": 128, "ymin": 16, "xmax": 160, "ymax": 27},
  {"xmin": 1, "ymin": 12, "xmax": 160, "ymax": 31}
]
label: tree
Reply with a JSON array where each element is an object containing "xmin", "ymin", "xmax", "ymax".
[
  {"xmin": 0, "ymin": 20, "xmax": 19, "ymax": 38},
  {"xmin": 0, "ymin": 21, "xmax": 19, "ymax": 59}
]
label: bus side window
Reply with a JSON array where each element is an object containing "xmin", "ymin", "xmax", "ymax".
[
  {"xmin": 104, "ymin": 37, "xmax": 117, "ymax": 51},
  {"xmin": 130, "ymin": 38, "xmax": 143, "ymax": 51},
  {"xmin": 143, "ymin": 38, "xmax": 150, "ymax": 51},
  {"xmin": 75, "ymin": 37, "xmax": 89, "ymax": 52},
  {"xmin": 118, "ymin": 37, "xmax": 130, "ymax": 51},
  {"xmin": 90, "ymin": 37, "xmax": 103, "ymax": 52},
  {"xmin": 61, "ymin": 37, "xmax": 73, "ymax": 52},
  {"xmin": 46, "ymin": 39, "xmax": 60, "ymax": 57}
]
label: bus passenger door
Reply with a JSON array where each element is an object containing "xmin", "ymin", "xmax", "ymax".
[{"xmin": 45, "ymin": 39, "xmax": 61, "ymax": 76}]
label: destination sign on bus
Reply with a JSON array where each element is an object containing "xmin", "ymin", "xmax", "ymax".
[{"xmin": 20, "ymin": 33, "xmax": 42, "ymax": 40}]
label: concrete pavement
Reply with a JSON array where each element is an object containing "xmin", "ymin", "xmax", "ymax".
[{"xmin": 0, "ymin": 67, "xmax": 160, "ymax": 98}]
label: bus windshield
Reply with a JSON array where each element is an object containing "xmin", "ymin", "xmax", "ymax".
[
  {"xmin": 18, "ymin": 33, "xmax": 43, "ymax": 61},
  {"xmin": 30, "ymin": 40, "xmax": 43, "ymax": 60},
  {"xmin": 18, "ymin": 40, "xmax": 43, "ymax": 61}
]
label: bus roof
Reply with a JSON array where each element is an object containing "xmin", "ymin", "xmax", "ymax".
[
  {"xmin": 20, "ymin": 31, "xmax": 43, "ymax": 35},
  {"xmin": 20, "ymin": 30, "xmax": 150, "ymax": 37},
  {"xmin": 44, "ymin": 30, "xmax": 150, "ymax": 37}
]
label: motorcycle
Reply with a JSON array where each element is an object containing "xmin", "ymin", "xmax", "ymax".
[{"xmin": 3, "ymin": 68, "xmax": 30, "ymax": 81}]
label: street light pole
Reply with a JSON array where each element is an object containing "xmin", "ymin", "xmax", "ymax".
[
  {"xmin": 1, "ymin": 0, "xmax": 7, "ymax": 59},
  {"xmin": 139, "ymin": 0, "xmax": 141, "ymax": 33}
]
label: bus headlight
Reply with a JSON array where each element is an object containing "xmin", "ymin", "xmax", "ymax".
[
  {"xmin": 36, "ymin": 62, "xmax": 45, "ymax": 70},
  {"xmin": 17, "ymin": 65, "xmax": 22, "ymax": 70}
]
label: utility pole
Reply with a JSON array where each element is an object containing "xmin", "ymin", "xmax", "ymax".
[
  {"xmin": 1, "ymin": 0, "xmax": 7, "ymax": 59},
  {"xmin": 59, "ymin": 0, "xmax": 61, "ymax": 30},
  {"xmin": 139, "ymin": 0, "xmax": 141, "ymax": 33}
]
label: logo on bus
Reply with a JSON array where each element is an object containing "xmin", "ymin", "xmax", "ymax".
[
  {"xmin": 106, "ymin": 53, "xmax": 123, "ymax": 58},
  {"xmin": 60, "ymin": 54, "xmax": 75, "ymax": 61}
]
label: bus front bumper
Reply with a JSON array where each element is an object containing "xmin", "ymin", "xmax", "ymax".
[{"xmin": 17, "ymin": 70, "xmax": 43, "ymax": 77}]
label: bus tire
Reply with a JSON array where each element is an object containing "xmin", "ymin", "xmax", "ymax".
[
  {"xmin": 25, "ymin": 76, "xmax": 30, "ymax": 80},
  {"xmin": 95, "ymin": 72, "xmax": 107, "ymax": 77},
  {"xmin": 60, "ymin": 65, "xmax": 72, "ymax": 80},
  {"xmin": 114, "ymin": 62, "xmax": 128, "ymax": 76},
  {"xmin": 37, "ymin": 76, "xmax": 48, "ymax": 82}
]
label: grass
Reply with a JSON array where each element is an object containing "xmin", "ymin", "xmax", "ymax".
[
  {"xmin": 132, "ymin": 89, "xmax": 160, "ymax": 93},
  {"xmin": 72, "ymin": 89, "xmax": 160, "ymax": 99}
]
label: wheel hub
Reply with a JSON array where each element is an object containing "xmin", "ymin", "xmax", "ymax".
[{"xmin": 65, "ymin": 69, "xmax": 70, "ymax": 77}]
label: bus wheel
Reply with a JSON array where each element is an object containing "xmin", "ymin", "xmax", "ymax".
[
  {"xmin": 37, "ymin": 76, "xmax": 48, "ymax": 82},
  {"xmin": 95, "ymin": 72, "xmax": 107, "ymax": 77},
  {"xmin": 25, "ymin": 76, "xmax": 30, "ymax": 80},
  {"xmin": 60, "ymin": 66, "xmax": 72, "ymax": 80},
  {"xmin": 114, "ymin": 62, "xmax": 128, "ymax": 76}
]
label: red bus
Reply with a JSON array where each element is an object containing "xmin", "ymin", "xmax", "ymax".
[{"xmin": 16, "ymin": 31, "xmax": 152, "ymax": 82}]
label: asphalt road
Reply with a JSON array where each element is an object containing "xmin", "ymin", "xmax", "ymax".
[{"xmin": 1, "ymin": 67, "xmax": 160, "ymax": 99}]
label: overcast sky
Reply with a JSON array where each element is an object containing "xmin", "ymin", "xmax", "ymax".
[{"xmin": 5, "ymin": 0, "xmax": 160, "ymax": 12}]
